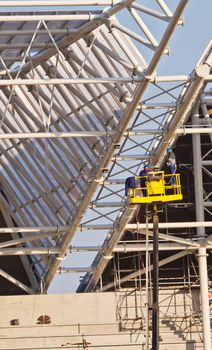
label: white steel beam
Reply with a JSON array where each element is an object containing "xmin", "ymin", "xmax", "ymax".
[
  {"xmin": 0, "ymin": 221, "xmax": 211, "ymax": 234},
  {"xmin": 79, "ymin": 221, "xmax": 212, "ymax": 230},
  {"xmin": 113, "ymin": 243, "xmax": 201, "ymax": 251},
  {"xmin": 0, "ymin": 14, "xmax": 98, "ymax": 22},
  {"xmin": 58, "ymin": 267, "xmax": 93, "ymax": 273},
  {"xmin": 0, "ymin": 76, "xmax": 191, "ymax": 85},
  {"xmin": 197, "ymin": 248, "xmax": 212, "ymax": 350},
  {"xmin": 0, "ymin": 269, "xmax": 33, "ymax": 294},
  {"xmin": 0, "ymin": 248, "xmax": 60, "ymax": 255},
  {"xmin": 131, "ymin": 3, "xmax": 173, "ymax": 23},
  {"xmin": 0, "ymin": 126, "xmax": 212, "ymax": 142},
  {"xmin": 0, "ymin": 0, "xmax": 119, "ymax": 6},
  {"xmin": 0, "ymin": 131, "xmax": 115, "ymax": 139},
  {"xmin": 0, "ymin": 232, "xmax": 66, "ymax": 249},
  {"xmin": 69, "ymin": 243, "xmax": 212, "ymax": 253},
  {"xmin": 112, "ymin": 155, "xmax": 150, "ymax": 161},
  {"xmin": 0, "ymin": 227, "xmax": 70, "ymax": 233},
  {"xmin": 0, "ymin": 243, "xmax": 206, "ymax": 256}
]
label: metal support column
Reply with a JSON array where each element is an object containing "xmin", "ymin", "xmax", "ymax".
[
  {"xmin": 192, "ymin": 113, "xmax": 205, "ymax": 240},
  {"xmin": 197, "ymin": 247, "xmax": 211, "ymax": 350},
  {"xmin": 192, "ymin": 112, "xmax": 212, "ymax": 350},
  {"xmin": 152, "ymin": 204, "xmax": 159, "ymax": 350}
]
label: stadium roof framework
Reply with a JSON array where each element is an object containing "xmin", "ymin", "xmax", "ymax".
[{"xmin": 0, "ymin": 0, "xmax": 211, "ymax": 299}]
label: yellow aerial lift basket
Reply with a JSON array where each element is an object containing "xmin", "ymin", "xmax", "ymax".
[{"xmin": 128, "ymin": 171, "xmax": 182, "ymax": 204}]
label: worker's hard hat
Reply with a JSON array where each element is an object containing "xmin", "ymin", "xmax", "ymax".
[{"xmin": 166, "ymin": 147, "xmax": 172, "ymax": 152}]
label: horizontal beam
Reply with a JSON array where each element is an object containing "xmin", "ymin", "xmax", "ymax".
[
  {"xmin": 176, "ymin": 127, "xmax": 212, "ymax": 135},
  {"xmin": 112, "ymin": 155, "xmax": 150, "ymax": 161},
  {"xmin": 1, "ymin": 126, "xmax": 212, "ymax": 140},
  {"xmin": 0, "ymin": 243, "xmax": 207, "ymax": 256},
  {"xmin": 0, "ymin": 14, "xmax": 97, "ymax": 22},
  {"xmin": 0, "ymin": 131, "xmax": 115, "ymax": 140},
  {"xmin": 58, "ymin": 267, "xmax": 93, "ymax": 273},
  {"xmin": 0, "ymin": 226, "xmax": 70, "ymax": 233},
  {"xmin": 0, "ymin": 76, "xmax": 191, "ymax": 85},
  {"xmin": 0, "ymin": 29, "xmax": 74, "ymax": 36},
  {"xmin": 0, "ymin": 247, "xmax": 61, "ymax": 255},
  {"xmin": 141, "ymin": 103, "xmax": 178, "ymax": 109},
  {"xmin": 114, "ymin": 243, "xmax": 202, "ymax": 251},
  {"xmin": 202, "ymin": 161, "xmax": 212, "ymax": 166},
  {"xmin": 0, "ymin": 0, "xmax": 119, "ymax": 6},
  {"xmin": 0, "ymin": 221, "xmax": 211, "ymax": 234},
  {"xmin": 79, "ymin": 221, "xmax": 212, "ymax": 230},
  {"xmin": 89, "ymin": 201, "xmax": 125, "ymax": 208},
  {"xmin": 0, "ymin": 232, "xmax": 65, "ymax": 249},
  {"xmin": 69, "ymin": 243, "xmax": 211, "ymax": 253}
]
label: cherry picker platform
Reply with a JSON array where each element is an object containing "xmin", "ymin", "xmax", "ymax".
[{"xmin": 128, "ymin": 171, "xmax": 182, "ymax": 204}]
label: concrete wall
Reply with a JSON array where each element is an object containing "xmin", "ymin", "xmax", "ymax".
[{"xmin": 0, "ymin": 289, "xmax": 209, "ymax": 349}]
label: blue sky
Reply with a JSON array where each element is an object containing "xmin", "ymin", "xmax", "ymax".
[{"xmin": 48, "ymin": 0, "xmax": 212, "ymax": 294}]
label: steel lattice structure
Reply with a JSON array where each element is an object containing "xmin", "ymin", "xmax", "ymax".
[
  {"xmin": 0, "ymin": 1, "xmax": 212, "ymax": 347},
  {"xmin": 0, "ymin": 0, "xmax": 189, "ymax": 292},
  {"xmin": 0, "ymin": 4, "xmax": 211, "ymax": 340}
]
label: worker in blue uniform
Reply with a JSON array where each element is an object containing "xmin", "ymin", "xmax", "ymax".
[
  {"xmin": 139, "ymin": 164, "xmax": 151, "ymax": 196},
  {"xmin": 125, "ymin": 176, "xmax": 137, "ymax": 197},
  {"xmin": 139, "ymin": 165, "xmax": 151, "ymax": 188},
  {"xmin": 166, "ymin": 147, "xmax": 177, "ymax": 184}
]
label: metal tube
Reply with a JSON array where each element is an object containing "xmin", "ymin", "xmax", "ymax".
[
  {"xmin": 131, "ymin": 3, "xmax": 170, "ymax": 22},
  {"xmin": 112, "ymin": 155, "xmax": 150, "ymax": 161},
  {"xmin": 0, "ymin": 131, "xmax": 115, "ymax": 139},
  {"xmin": 0, "ymin": 269, "xmax": 33, "ymax": 294},
  {"xmin": 197, "ymin": 248, "xmax": 212, "ymax": 350},
  {"xmin": 129, "ymin": 7, "xmax": 158, "ymax": 47},
  {"xmin": 110, "ymin": 20, "xmax": 158, "ymax": 51},
  {"xmin": 0, "ymin": 0, "xmax": 118, "ymax": 6},
  {"xmin": 192, "ymin": 114, "xmax": 205, "ymax": 239},
  {"xmin": 58, "ymin": 267, "xmax": 93, "ymax": 273},
  {"xmin": 0, "ymin": 76, "xmax": 190, "ymax": 85},
  {"xmin": 192, "ymin": 113, "xmax": 212, "ymax": 349},
  {"xmin": 0, "ymin": 226, "xmax": 70, "ymax": 233},
  {"xmin": 0, "ymin": 243, "xmax": 207, "ymax": 255},
  {"xmin": 80, "ymin": 221, "xmax": 212, "ymax": 230},
  {"xmin": 156, "ymin": 0, "xmax": 172, "ymax": 17},
  {"xmin": 0, "ymin": 14, "xmax": 96, "ymax": 22},
  {"xmin": 0, "ymin": 247, "xmax": 61, "ymax": 255},
  {"xmin": 177, "ymin": 127, "xmax": 212, "ymax": 134}
]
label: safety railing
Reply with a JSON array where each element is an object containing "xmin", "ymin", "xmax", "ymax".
[{"xmin": 128, "ymin": 171, "xmax": 182, "ymax": 204}]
